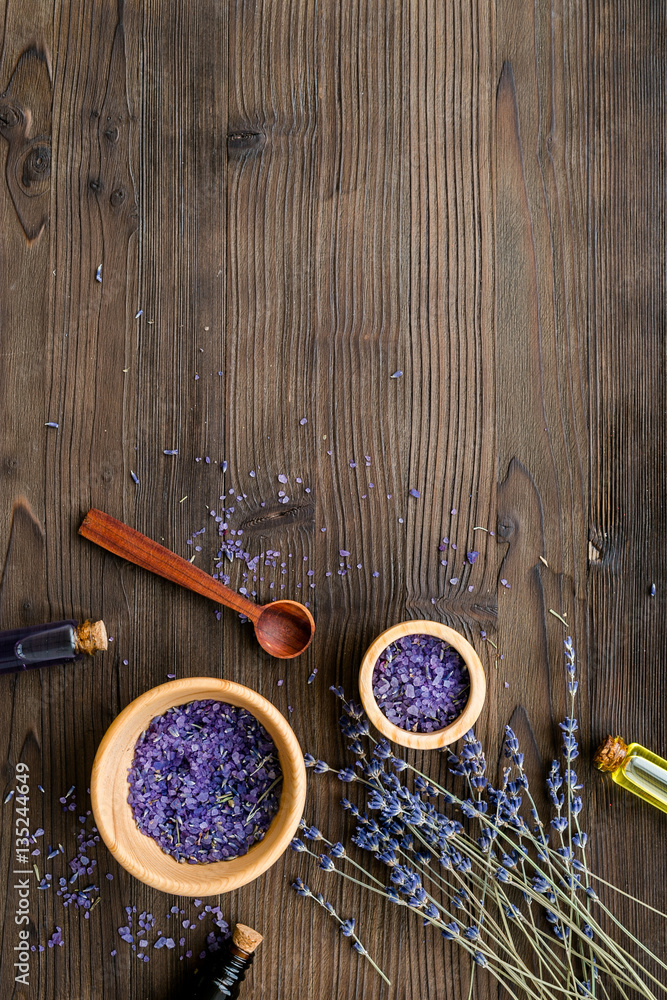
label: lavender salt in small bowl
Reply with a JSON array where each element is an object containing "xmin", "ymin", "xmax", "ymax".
[
  {"xmin": 91, "ymin": 678, "xmax": 306, "ymax": 896},
  {"xmin": 359, "ymin": 621, "xmax": 486, "ymax": 750}
]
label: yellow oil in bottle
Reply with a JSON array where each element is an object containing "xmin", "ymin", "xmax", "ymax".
[{"xmin": 593, "ymin": 736, "xmax": 667, "ymax": 814}]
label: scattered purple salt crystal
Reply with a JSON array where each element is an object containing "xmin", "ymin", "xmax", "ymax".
[
  {"xmin": 500, "ymin": 579, "xmax": 511, "ymax": 589},
  {"xmin": 339, "ymin": 549, "xmax": 351, "ymax": 557},
  {"xmin": 409, "ymin": 489, "xmax": 421, "ymax": 499},
  {"xmin": 163, "ymin": 449, "xmax": 178, "ymax": 456},
  {"xmin": 350, "ymin": 461, "xmax": 357, "ymax": 468},
  {"xmin": 451, "ymin": 508, "xmax": 457, "ymax": 515},
  {"xmin": 45, "ymin": 421, "xmax": 59, "ymax": 428},
  {"xmin": 130, "ymin": 470, "xmax": 139, "ymax": 485},
  {"xmin": 249, "ymin": 470, "xmax": 256, "ymax": 477},
  {"xmin": 221, "ymin": 460, "xmax": 228, "ymax": 472},
  {"xmin": 166, "ymin": 673, "xmax": 176, "ymax": 679},
  {"xmin": 450, "ymin": 578, "xmax": 459, "ymax": 585},
  {"xmin": 135, "ymin": 310, "xmax": 143, "ymax": 318},
  {"xmin": 278, "ymin": 474, "xmax": 288, "ymax": 483},
  {"xmin": 390, "ymin": 370, "xmax": 403, "ymax": 378},
  {"xmin": 300, "ymin": 417, "xmax": 308, "ymax": 425},
  {"xmin": 467, "ymin": 551, "xmax": 479, "ymax": 564},
  {"xmin": 277, "ymin": 679, "xmax": 284, "ymax": 687},
  {"xmin": 372, "ymin": 634, "xmax": 470, "ymax": 734},
  {"xmin": 194, "ymin": 374, "xmax": 200, "ymax": 381},
  {"xmin": 307, "ymin": 670, "xmax": 318, "ymax": 684},
  {"xmin": 95, "ymin": 265, "xmax": 102, "ymax": 282},
  {"xmin": 46, "ymin": 927, "xmax": 65, "ymax": 948},
  {"xmin": 110, "ymin": 949, "xmax": 117, "ymax": 957},
  {"xmin": 127, "ymin": 700, "xmax": 282, "ymax": 863}
]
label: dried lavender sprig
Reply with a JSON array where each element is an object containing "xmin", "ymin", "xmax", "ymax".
[
  {"xmin": 295, "ymin": 820, "xmax": 385, "ymax": 888},
  {"xmin": 336, "ymin": 692, "xmax": 648, "ymax": 992},
  {"xmin": 291, "ymin": 879, "xmax": 390, "ymax": 985},
  {"xmin": 296, "ymin": 833, "xmax": 561, "ymax": 1000},
  {"xmin": 326, "ymin": 679, "xmax": 667, "ymax": 999}
]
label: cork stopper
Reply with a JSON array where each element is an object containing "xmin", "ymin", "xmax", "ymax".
[
  {"xmin": 74, "ymin": 620, "xmax": 108, "ymax": 656},
  {"xmin": 232, "ymin": 923, "xmax": 263, "ymax": 956},
  {"xmin": 593, "ymin": 735, "xmax": 629, "ymax": 773}
]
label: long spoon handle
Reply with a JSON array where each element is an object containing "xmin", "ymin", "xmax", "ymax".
[{"xmin": 79, "ymin": 509, "xmax": 260, "ymax": 622}]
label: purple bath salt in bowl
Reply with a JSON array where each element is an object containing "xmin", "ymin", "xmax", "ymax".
[
  {"xmin": 372, "ymin": 634, "xmax": 470, "ymax": 733},
  {"xmin": 127, "ymin": 700, "xmax": 282, "ymax": 864}
]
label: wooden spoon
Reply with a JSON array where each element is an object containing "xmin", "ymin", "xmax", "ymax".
[{"xmin": 79, "ymin": 509, "xmax": 315, "ymax": 659}]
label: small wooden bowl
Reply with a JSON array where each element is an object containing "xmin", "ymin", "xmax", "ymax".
[
  {"xmin": 91, "ymin": 678, "xmax": 306, "ymax": 896},
  {"xmin": 358, "ymin": 620, "xmax": 486, "ymax": 750}
]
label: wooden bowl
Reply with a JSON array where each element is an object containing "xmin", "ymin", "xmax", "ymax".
[
  {"xmin": 358, "ymin": 620, "xmax": 486, "ymax": 750},
  {"xmin": 91, "ymin": 678, "xmax": 307, "ymax": 896}
]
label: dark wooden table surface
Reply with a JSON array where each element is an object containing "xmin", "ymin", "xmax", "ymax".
[{"xmin": 0, "ymin": 2, "xmax": 665, "ymax": 998}]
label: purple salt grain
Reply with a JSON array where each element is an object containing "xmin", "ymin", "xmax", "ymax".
[
  {"xmin": 127, "ymin": 700, "xmax": 282, "ymax": 864},
  {"xmin": 467, "ymin": 551, "xmax": 479, "ymax": 564},
  {"xmin": 409, "ymin": 489, "xmax": 421, "ymax": 499},
  {"xmin": 372, "ymin": 634, "xmax": 470, "ymax": 734}
]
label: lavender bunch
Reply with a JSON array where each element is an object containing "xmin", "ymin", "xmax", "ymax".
[{"xmin": 292, "ymin": 638, "xmax": 667, "ymax": 999}]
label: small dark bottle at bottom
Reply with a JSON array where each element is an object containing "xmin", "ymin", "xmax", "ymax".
[{"xmin": 188, "ymin": 924, "xmax": 263, "ymax": 1000}]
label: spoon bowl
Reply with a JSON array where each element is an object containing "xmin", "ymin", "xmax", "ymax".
[
  {"xmin": 254, "ymin": 600, "xmax": 315, "ymax": 658},
  {"xmin": 79, "ymin": 509, "xmax": 315, "ymax": 659}
]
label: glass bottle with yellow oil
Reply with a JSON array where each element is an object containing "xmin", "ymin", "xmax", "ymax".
[{"xmin": 594, "ymin": 735, "xmax": 667, "ymax": 813}]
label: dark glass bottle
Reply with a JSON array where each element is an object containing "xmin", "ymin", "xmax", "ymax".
[
  {"xmin": 0, "ymin": 620, "xmax": 107, "ymax": 675},
  {"xmin": 188, "ymin": 924, "xmax": 263, "ymax": 1000}
]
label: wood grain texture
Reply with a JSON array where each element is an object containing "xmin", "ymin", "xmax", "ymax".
[{"xmin": 0, "ymin": 0, "xmax": 664, "ymax": 998}]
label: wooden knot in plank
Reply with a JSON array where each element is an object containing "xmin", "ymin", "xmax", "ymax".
[{"xmin": 0, "ymin": 46, "xmax": 52, "ymax": 241}]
